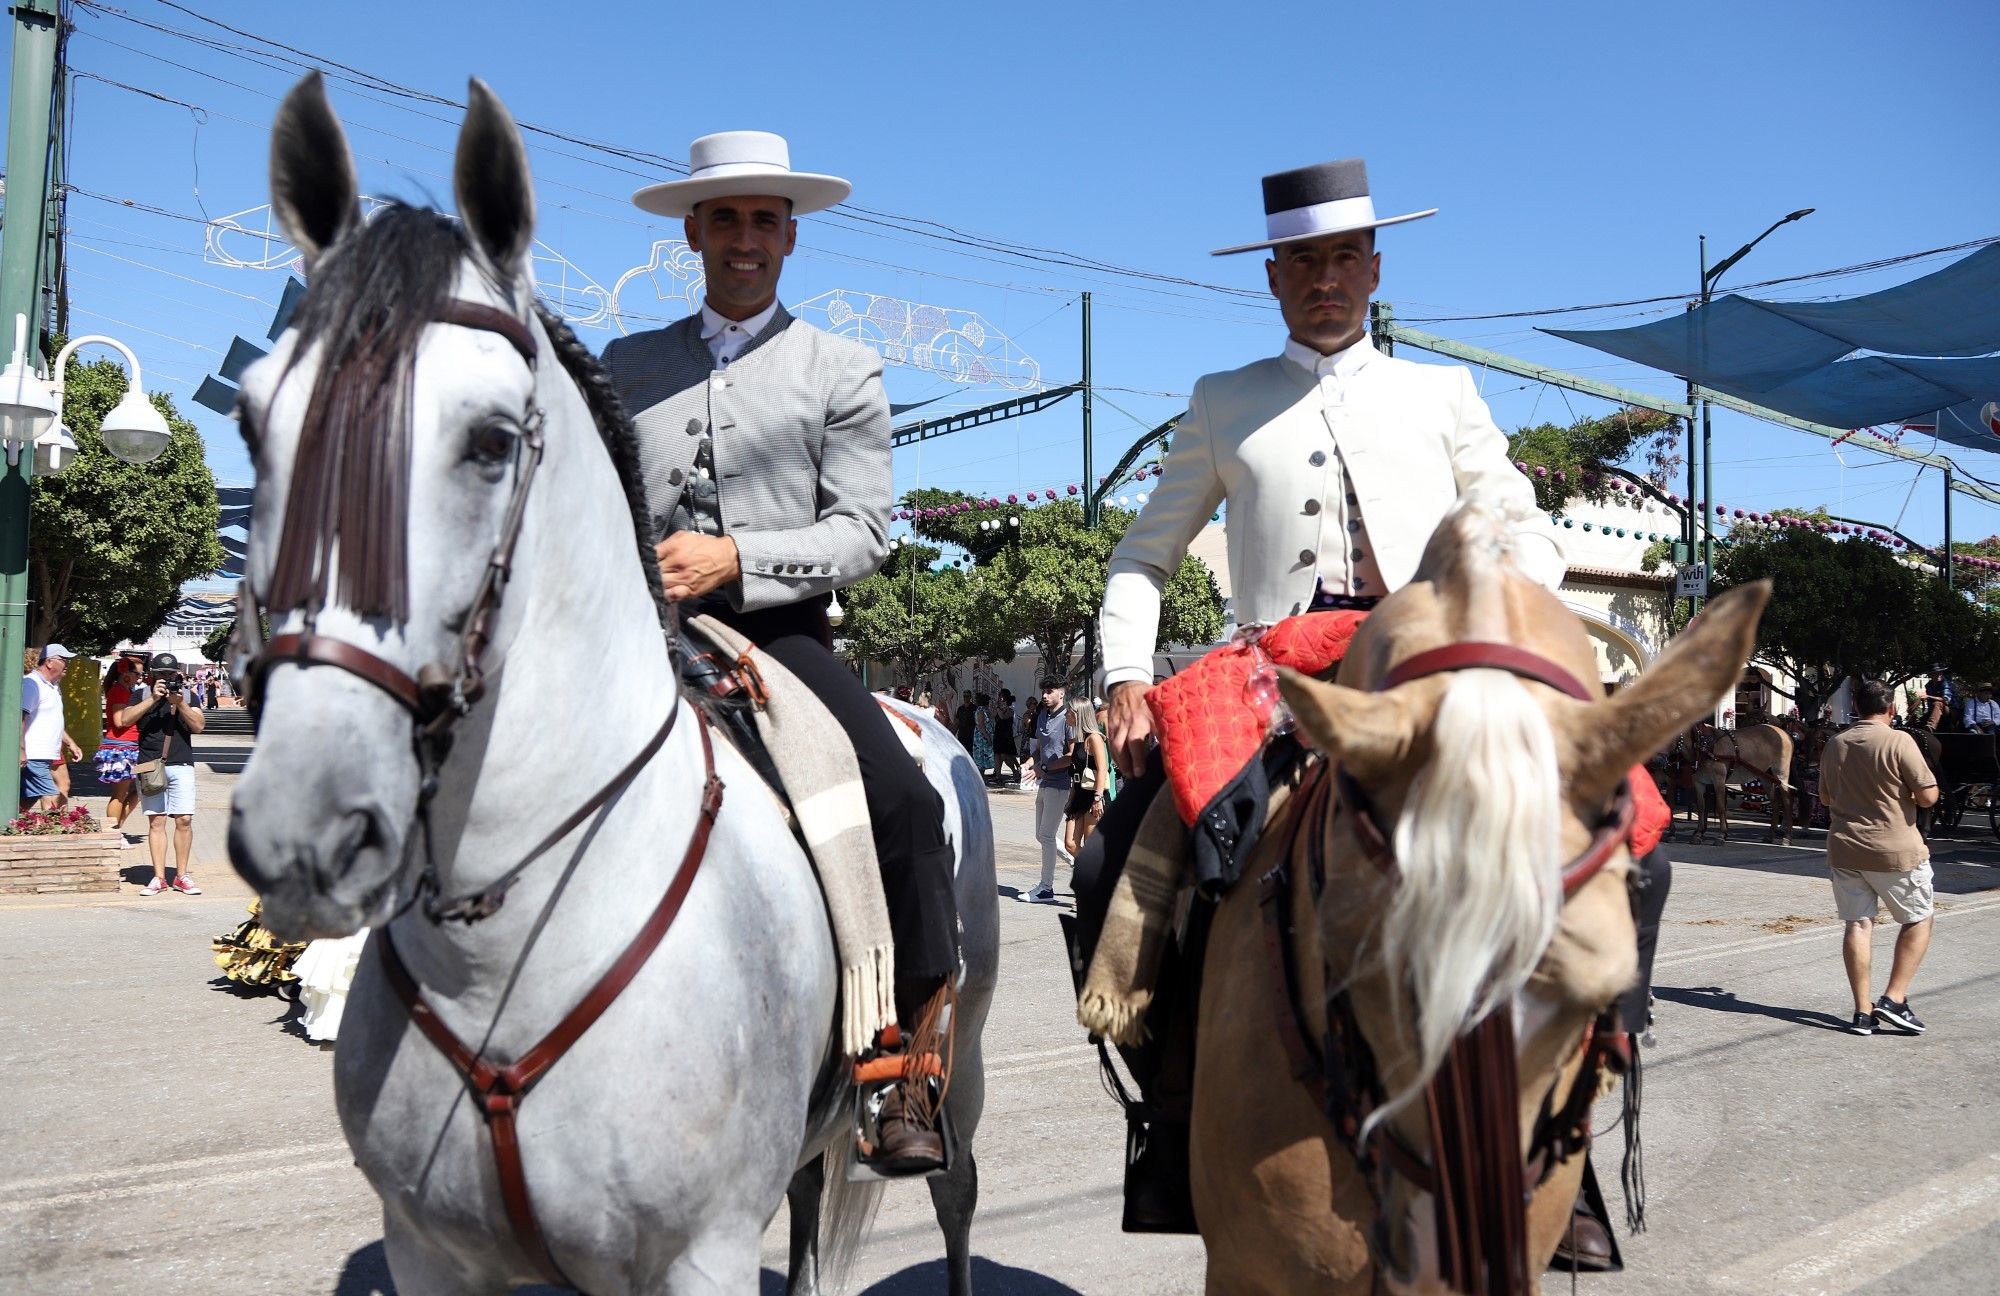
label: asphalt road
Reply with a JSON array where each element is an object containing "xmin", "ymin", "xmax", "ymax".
[{"xmin": 2, "ymin": 739, "xmax": 1996, "ymax": 1295}]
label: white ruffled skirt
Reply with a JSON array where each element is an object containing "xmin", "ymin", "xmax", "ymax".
[{"xmin": 291, "ymin": 930, "xmax": 370, "ymax": 1042}]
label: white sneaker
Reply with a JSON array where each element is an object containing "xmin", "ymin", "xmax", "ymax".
[{"xmin": 1020, "ymin": 885, "xmax": 1058, "ymax": 904}]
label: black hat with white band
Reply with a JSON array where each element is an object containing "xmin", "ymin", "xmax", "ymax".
[{"xmin": 1211, "ymin": 158, "xmax": 1436, "ymax": 257}]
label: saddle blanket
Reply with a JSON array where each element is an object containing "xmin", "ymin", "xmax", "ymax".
[
  {"xmin": 687, "ymin": 615, "xmax": 895, "ymax": 1056},
  {"xmin": 1147, "ymin": 610, "xmax": 1369, "ymax": 827}
]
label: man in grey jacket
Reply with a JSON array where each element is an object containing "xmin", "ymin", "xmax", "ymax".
[{"xmin": 605, "ymin": 132, "xmax": 955, "ymax": 1175}]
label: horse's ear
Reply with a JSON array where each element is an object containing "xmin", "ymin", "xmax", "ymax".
[
  {"xmin": 1561, "ymin": 580, "xmax": 1771, "ymax": 802},
  {"xmin": 271, "ymin": 72, "xmax": 360, "ymax": 269},
  {"xmin": 1277, "ymin": 667, "xmax": 1418, "ymax": 783},
  {"xmin": 454, "ymin": 78, "xmax": 535, "ymax": 283}
]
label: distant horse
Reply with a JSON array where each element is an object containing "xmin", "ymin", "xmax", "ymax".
[
  {"xmin": 1690, "ymin": 722, "xmax": 1796, "ymax": 845},
  {"xmin": 226, "ymin": 76, "xmax": 998, "ymax": 1296},
  {"xmin": 1186, "ymin": 502, "xmax": 1769, "ymax": 1293}
]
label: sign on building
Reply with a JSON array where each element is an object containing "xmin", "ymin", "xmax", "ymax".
[{"xmin": 1674, "ymin": 564, "xmax": 1708, "ymax": 599}]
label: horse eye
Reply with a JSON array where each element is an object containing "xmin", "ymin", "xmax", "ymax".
[
  {"xmin": 236, "ymin": 403, "xmax": 262, "ymax": 456},
  {"xmin": 468, "ymin": 421, "xmax": 517, "ymax": 466}
]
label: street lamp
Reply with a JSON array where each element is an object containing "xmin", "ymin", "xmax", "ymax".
[
  {"xmin": 0, "ymin": 315, "xmax": 173, "ymax": 467},
  {"xmin": 1687, "ymin": 208, "xmax": 1814, "ymax": 605}
]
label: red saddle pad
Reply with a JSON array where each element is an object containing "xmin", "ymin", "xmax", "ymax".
[{"xmin": 1147, "ymin": 610, "xmax": 1370, "ymax": 826}]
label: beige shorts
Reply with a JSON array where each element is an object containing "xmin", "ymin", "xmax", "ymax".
[{"xmin": 1829, "ymin": 862, "xmax": 1934, "ymax": 924}]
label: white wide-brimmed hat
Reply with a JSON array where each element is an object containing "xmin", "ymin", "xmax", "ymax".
[
  {"xmin": 632, "ymin": 131, "xmax": 851, "ymax": 219},
  {"xmin": 1211, "ymin": 158, "xmax": 1436, "ymax": 256}
]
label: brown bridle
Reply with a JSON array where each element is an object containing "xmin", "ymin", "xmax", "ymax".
[
  {"xmin": 236, "ymin": 298, "xmax": 726, "ymax": 1287},
  {"xmin": 244, "ymin": 299, "xmax": 546, "ymax": 740},
  {"xmin": 1263, "ymin": 640, "xmax": 1636, "ymax": 1296}
]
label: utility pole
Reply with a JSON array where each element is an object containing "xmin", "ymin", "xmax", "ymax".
[
  {"xmin": 1683, "ymin": 298, "xmax": 1702, "ymax": 615},
  {"xmin": 1698, "ymin": 235, "xmax": 1714, "ymax": 602},
  {"xmin": 0, "ymin": 0, "xmax": 64, "ymax": 772},
  {"xmin": 1944, "ymin": 464, "xmax": 1955, "ymax": 592},
  {"xmin": 1079, "ymin": 291, "xmax": 1096, "ymax": 686}
]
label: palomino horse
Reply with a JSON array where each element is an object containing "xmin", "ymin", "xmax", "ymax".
[
  {"xmin": 1690, "ymin": 723, "xmax": 1795, "ymax": 845},
  {"xmin": 226, "ymin": 76, "xmax": 998, "ymax": 1296},
  {"xmin": 1189, "ymin": 504, "xmax": 1767, "ymax": 1294}
]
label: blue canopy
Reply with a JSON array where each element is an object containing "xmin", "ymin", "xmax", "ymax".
[{"xmin": 1547, "ymin": 244, "xmax": 2000, "ymax": 451}]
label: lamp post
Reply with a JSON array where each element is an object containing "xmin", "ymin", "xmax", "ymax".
[
  {"xmin": 0, "ymin": 313, "xmax": 175, "ymax": 769},
  {"xmin": 1692, "ymin": 208, "xmax": 1814, "ymax": 601}
]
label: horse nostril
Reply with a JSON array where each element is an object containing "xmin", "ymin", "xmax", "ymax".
[{"xmin": 311, "ymin": 808, "xmax": 387, "ymax": 892}]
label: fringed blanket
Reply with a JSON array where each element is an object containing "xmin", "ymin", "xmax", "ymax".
[
  {"xmin": 689, "ymin": 614, "xmax": 896, "ymax": 1057},
  {"xmin": 1078, "ymin": 774, "xmax": 1304, "ymax": 1047}
]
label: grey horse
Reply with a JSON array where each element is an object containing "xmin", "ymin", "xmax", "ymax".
[{"xmin": 226, "ymin": 74, "xmax": 997, "ymax": 1295}]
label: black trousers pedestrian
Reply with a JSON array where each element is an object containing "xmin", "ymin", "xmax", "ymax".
[
  {"xmin": 992, "ymin": 722, "xmax": 1020, "ymax": 780},
  {"xmin": 695, "ymin": 596, "xmax": 960, "ymax": 1018},
  {"xmin": 1620, "ymin": 847, "xmax": 1672, "ymax": 1036}
]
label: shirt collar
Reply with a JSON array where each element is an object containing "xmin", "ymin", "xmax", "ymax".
[
  {"xmin": 699, "ymin": 298, "xmax": 779, "ymax": 342},
  {"xmin": 1283, "ymin": 331, "xmax": 1377, "ymax": 381}
]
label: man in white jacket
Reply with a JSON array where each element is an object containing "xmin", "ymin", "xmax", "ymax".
[{"xmin": 1071, "ymin": 157, "xmax": 1565, "ymax": 1232}]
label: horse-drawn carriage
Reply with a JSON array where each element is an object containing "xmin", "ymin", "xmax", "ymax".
[{"xmin": 1926, "ymin": 730, "xmax": 2000, "ymax": 838}]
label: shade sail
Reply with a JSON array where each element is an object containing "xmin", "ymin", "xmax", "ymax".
[{"xmin": 1547, "ymin": 243, "xmax": 2000, "ymax": 448}]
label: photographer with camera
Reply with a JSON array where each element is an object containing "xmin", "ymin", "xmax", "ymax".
[{"xmin": 116, "ymin": 653, "xmax": 207, "ymax": 897}]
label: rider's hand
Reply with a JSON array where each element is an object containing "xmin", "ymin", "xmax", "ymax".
[
  {"xmin": 1106, "ymin": 681, "xmax": 1154, "ymax": 778},
  {"xmin": 655, "ymin": 533, "xmax": 742, "ymax": 602}
]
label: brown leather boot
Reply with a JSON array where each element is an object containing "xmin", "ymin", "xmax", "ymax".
[
  {"xmin": 1549, "ymin": 1202, "xmax": 1617, "ymax": 1273},
  {"xmin": 866, "ymin": 1081, "xmax": 946, "ymax": 1175}
]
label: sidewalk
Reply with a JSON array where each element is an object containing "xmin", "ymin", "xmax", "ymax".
[{"xmin": 0, "ymin": 717, "xmax": 257, "ymax": 912}]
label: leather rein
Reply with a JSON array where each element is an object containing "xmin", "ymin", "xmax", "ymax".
[
  {"xmin": 237, "ymin": 299, "xmax": 725, "ymax": 1288},
  {"xmin": 1261, "ymin": 641, "xmax": 1635, "ymax": 1296}
]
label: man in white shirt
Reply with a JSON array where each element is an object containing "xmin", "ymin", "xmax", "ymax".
[
  {"xmin": 19, "ymin": 644, "xmax": 81, "ymax": 813},
  {"xmin": 1071, "ymin": 158, "xmax": 1564, "ymax": 1233}
]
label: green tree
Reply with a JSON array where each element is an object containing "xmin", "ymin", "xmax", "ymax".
[
  {"xmin": 905, "ymin": 489, "xmax": 1224, "ymax": 685},
  {"xmin": 29, "ymin": 355, "xmax": 225, "ymax": 652},
  {"xmin": 839, "ymin": 540, "xmax": 1004, "ymax": 685},
  {"xmin": 1507, "ymin": 406, "xmax": 1681, "ymax": 514},
  {"xmin": 1705, "ymin": 525, "xmax": 1994, "ymax": 718}
]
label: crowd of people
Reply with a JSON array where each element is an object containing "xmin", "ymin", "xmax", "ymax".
[{"xmin": 17, "ymin": 645, "xmax": 215, "ymax": 895}]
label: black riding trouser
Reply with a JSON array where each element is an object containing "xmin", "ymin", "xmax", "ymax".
[
  {"xmin": 1068, "ymin": 751, "xmax": 1195, "ymax": 1118},
  {"xmin": 697, "ymin": 597, "xmax": 959, "ymax": 1021}
]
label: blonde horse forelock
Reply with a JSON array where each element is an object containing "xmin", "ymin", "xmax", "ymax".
[{"xmin": 1365, "ymin": 667, "xmax": 1562, "ymax": 1134}]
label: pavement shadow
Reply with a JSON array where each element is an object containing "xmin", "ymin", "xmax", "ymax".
[
  {"xmin": 337, "ymin": 1242, "xmax": 571, "ymax": 1295},
  {"xmin": 1668, "ymin": 839, "xmax": 2000, "ymax": 895},
  {"xmin": 761, "ymin": 1258, "xmax": 1085, "ymax": 1294},
  {"xmin": 333, "ymin": 1241, "xmax": 394, "ymax": 1295},
  {"xmin": 997, "ymin": 883, "xmax": 1073, "ymax": 911},
  {"xmin": 1655, "ymin": 983, "xmax": 1850, "ymax": 1032}
]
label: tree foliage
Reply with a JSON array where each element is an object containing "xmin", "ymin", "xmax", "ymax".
[
  {"xmin": 838, "ymin": 540, "xmax": 1011, "ymax": 686},
  {"xmin": 854, "ymin": 488, "xmax": 1224, "ymax": 688},
  {"xmin": 29, "ymin": 355, "xmax": 225, "ymax": 653},
  {"xmin": 1706, "ymin": 525, "xmax": 2000, "ymax": 717},
  {"xmin": 1506, "ymin": 406, "xmax": 1681, "ymax": 515}
]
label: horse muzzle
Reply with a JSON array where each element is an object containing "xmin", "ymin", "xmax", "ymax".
[{"xmin": 229, "ymin": 798, "xmax": 404, "ymax": 941}]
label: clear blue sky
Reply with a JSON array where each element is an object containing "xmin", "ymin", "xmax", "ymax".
[{"xmin": 19, "ymin": 0, "xmax": 2000, "ymax": 549}]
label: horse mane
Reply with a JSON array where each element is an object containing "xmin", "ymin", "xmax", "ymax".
[
  {"xmin": 532, "ymin": 303, "xmax": 671, "ymax": 632},
  {"xmin": 266, "ymin": 200, "xmax": 668, "ymax": 633},
  {"xmin": 1368, "ymin": 666, "xmax": 1564, "ymax": 1134}
]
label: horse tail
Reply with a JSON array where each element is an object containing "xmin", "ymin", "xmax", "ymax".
[
  {"xmin": 817, "ymin": 1159, "xmax": 884, "ymax": 1290},
  {"xmin": 1363, "ymin": 667, "xmax": 1563, "ymax": 1138}
]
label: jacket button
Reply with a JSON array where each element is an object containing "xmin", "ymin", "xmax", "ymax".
[
  {"xmin": 668, "ymin": 468, "xmax": 684, "ymax": 486},
  {"xmin": 1347, "ymin": 520, "xmax": 1360, "ymax": 533},
  {"xmin": 1303, "ymin": 499, "xmax": 1321, "ymax": 516},
  {"xmin": 1347, "ymin": 493, "xmax": 1358, "ymax": 505},
  {"xmin": 685, "ymin": 418, "xmax": 703, "ymax": 437},
  {"xmin": 1353, "ymin": 549, "xmax": 1366, "ymax": 561},
  {"xmin": 1308, "ymin": 450, "xmax": 1326, "ymax": 467},
  {"xmin": 1299, "ymin": 549, "xmax": 1316, "ymax": 566}
]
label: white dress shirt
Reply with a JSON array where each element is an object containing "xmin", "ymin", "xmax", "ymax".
[
  {"xmin": 700, "ymin": 299, "xmax": 779, "ymax": 368},
  {"xmin": 1281, "ymin": 334, "xmax": 1385, "ymax": 598}
]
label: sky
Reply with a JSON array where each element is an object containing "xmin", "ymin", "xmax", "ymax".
[{"xmin": 16, "ymin": 0, "xmax": 2000, "ymax": 558}]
